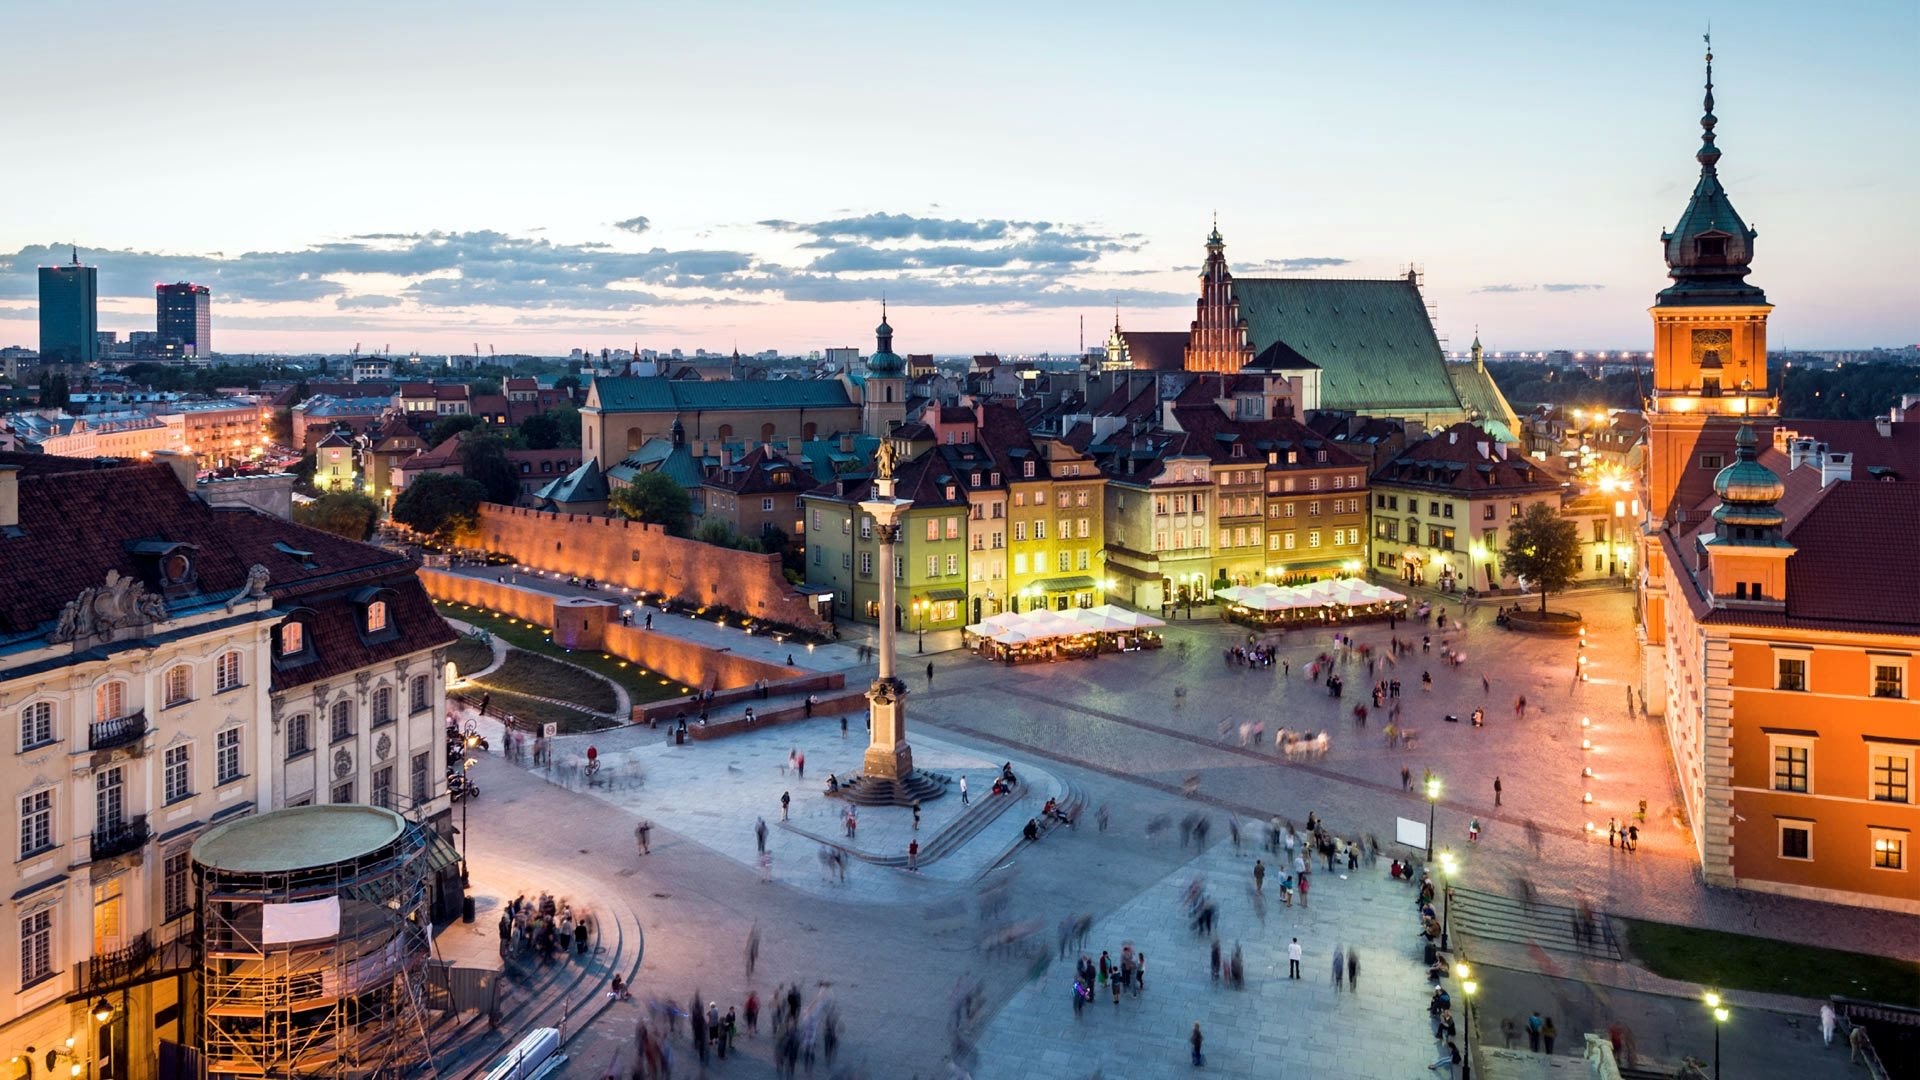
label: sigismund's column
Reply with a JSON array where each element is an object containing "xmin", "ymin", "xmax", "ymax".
[{"xmin": 860, "ymin": 471, "xmax": 914, "ymax": 780}]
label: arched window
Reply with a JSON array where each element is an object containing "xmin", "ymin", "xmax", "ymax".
[
  {"xmin": 366, "ymin": 601, "xmax": 388, "ymax": 634},
  {"xmin": 330, "ymin": 700, "xmax": 353, "ymax": 742},
  {"xmin": 164, "ymin": 665, "xmax": 192, "ymax": 707},
  {"xmin": 215, "ymin": 651, "xmax": 243, "ymax": 693},
  {"xmin": 372, "ymin": 686, "xmax": 393, "ymax": 725},
  {"xmin": 626, "ymin": 427, "xmax": 644, "ymax": 452},
  {"xmin": 95, "ymin": 681, "xmax": 127, "ymax": 722},
  {"xmin": 19, "ymin": 702, "xmax": 54, "ymax": 750},
  {"xmin": 280, "ymin": 621, "xmax": 305, "ymax": 657},
  {"xmin": 802, "ymin": 422, "xmax": 818, "ymax": 441},
  {"xmin": 760, "ymin": 423, "xmax": 776, "ymax": 444},
  {"xmin": 409, "ymin": 675, "xmax": 430, "ymax": 715},
  {"xmin": 716, "ymin": 424, "xmax": 734, "ymax": 440}
]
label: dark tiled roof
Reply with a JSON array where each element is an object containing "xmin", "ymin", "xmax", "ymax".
[
  {"xmin": 1373, "ymin": 422, "xmax": 1558, "ymax": 494},
  {"xmin": 1231, "ymin": 276, "xmax": 1466, "ymax": 412},
  {"xmin": 703, "ymin": 447, "xmax": 810, "ymax": 496},
  {"xmin": 589, "ymin": 376, "xmax": 854, "ymax": 413},
  {"xmin": 1772, "ymin": 419, "xmax": 1920, "ymax": 481},
  {"xmin": 536, "ymin": 460, "xmax": 609, "ymax": 505},
  {"xmin": 1120, "ymin": 331, "xmax": 1191, "ymax": 372}
]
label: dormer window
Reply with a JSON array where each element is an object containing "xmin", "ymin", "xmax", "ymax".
[
  {"xmin": 1697, "ymin": 236, "xmax": 1727, "ymax": 259},
  {"xmin": 280, "ymin": 621, "xmax": 306, "ymax": 657},
  {"xmin": 1023, "ymin": 462, "xmax": 1036, "ymax": 478},
  {"xmin": 367, "ymin": 601, "xmax": 389, "ymax": 634}
]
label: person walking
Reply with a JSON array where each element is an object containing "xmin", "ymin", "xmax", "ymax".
[
  {"xmin": 1543, "ymin": 1016, "xmax": 1558, "ymax": 1054},
  {"xmin": 1331, "ymin": 946, "xmax": 1345, "ymax": 992},
  {"xmin": 926, "ymin": 660, "xmax": 935, "ymax": 686},
  {"xmin": 1402, "ymin": 766, "xmax": 1412, "ymax": 791},
  {"xmin": 1287, "ymin": 938, "xmax": 1302, "ymax": 979},
  {"xmin": 1252, "ymin": 859, "xmax": 1266, "ymax": 893},
  {"xmin": 1298, "ymin": 872, "xmax": 1310, "ymax": 908},
  {"xmin": 907, "ymin": 838, "xmax": 919, "ymax": 870},
  {"xmin": 1468, "ymin": 818, "xmax": 1481, "ymax": 843},
  {"xmin": 1526, "ymin": 1011, "xmax": 1543, "ymax": 1052},
  {"xmin": 1190, "ymin": 1022, "xmax": 1206, "ymax": 1067},
  {"xmin": 840, "ymin": 715, "xmax": 847, "ymax": 738},
  {"xmin": 797, "ymin": 752, "xmax": 805, "ymax": 780},
  {"xmin": 1821, "ymin": 1002, "xmax": 1837, "ymax": 1047},
  {"xmin": 1346, "ymin": 946, "xmax": 1358, "ymax": 990},
  {"xmin": 1626, "ymin": 824, "xmax": 1639, "ymax": 852},
  {"xmin": 755, "ymin": 817, "xmax": 768, "ymax": 854},
  {"xmin": 960, "ymin": 775, "xmax": 970, "ymax": 804},
  {"xmin": 1493, "ymin": 776, "xmax": 1502, "ymax": 807},
  {"xmin": 1608, "ymin": 817, "xmax": 1618, "ymax": 847},
  {"xmin": 1210, "ymin": 938, "xmax": 1222, "ymax": 983},
  {"xmin": 781, "ymin": 791, "xmax": 791, "ymax": 820},
  {"xmin": 635, "ymin": 820, "xmax": 652, "ymax": 855}
]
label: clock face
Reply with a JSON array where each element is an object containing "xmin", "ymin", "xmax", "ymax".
[
  {"xmin": 334, "ymin": 748, "xmax": 353, "ymax": 779},
  {"xmin": 1691, "ymin": 329, "xmax": 1733, "ymax": 369}
]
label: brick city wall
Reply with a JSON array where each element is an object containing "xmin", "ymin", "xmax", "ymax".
[
  {"xmin": 631, "ymin": 669, "xmax": 848, "ymax": 725},
  {"xmin": 465, "ymin": 504, "xmax": 829, "ymax": 634}
]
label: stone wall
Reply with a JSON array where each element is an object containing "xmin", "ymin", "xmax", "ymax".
[
  {"xmin": 420, "ymin": 570, "xmax": 555, "ymax": 624},
  {"xmin": 602, "ymin": 622, "xmax": 799, "ymax": 693},
  {"xmin": 464, "ymin": 504, "xmax": 829, "ymax": 634}
]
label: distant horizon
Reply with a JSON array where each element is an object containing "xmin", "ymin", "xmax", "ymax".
[{"xmin": 5, "ymin": 3, "xmax": 1915, "ymax": 355}]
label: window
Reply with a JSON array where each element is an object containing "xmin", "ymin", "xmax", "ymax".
[
  {"xmin": 1776, "ymin": 657, "xmax": 1807, "ymax": 692},
  {"xmin": 95, "ymin": 681, "xmax": 126, "ymax": 723},
  {"xmin": 1771, "ymin": 739, "xmax": 1811, "ymax": 793},
  {"xmin": 1871, "ymin": 747, "xmax": 1913, "ymax": 804},
  {"xmin": 217, "ymin": 728, "xmax": 243, "ymax": 785},
  {"xmin": 215, "ymin": 651, "xmax": 242, "ymax": 693},
  {"xmin": 96, "ymin": 766, "xmax": 124, "ymax": 831},
  {"xmin": 841, "ymin": 553, "xmax": 852, "ymax": 570},
  {"xmin": 331, "ymin": 700, "xmax": 353, "ymax": 742},
  {"xmin": 20, "ymin": 909, "xmax": 52, "ymax": 988},
  {"xmin": 288, "ymin": 713, "xmax": 311, "ymax": 757},
  {"xmin": 19, "ymin": 790, "xmax": 53, "ymax": 859},
  {"xmin": 332, "ymin": 780, "xmax": 355, "ymax": 805},
  {"xmin": 1057, "ymin": 490, "xmax": 1070, "ymax": 509},
  {"xmin": 19, "ymin": 702, "xmax": 53, "ymax": 751},
  {"xmin": 164, "ymin": 745, "xmax": 192, "ymax": 803},
  {"xmin": 1483, "ymin": 504, "xmax": 1495, "ymax": 521},
  {"xmin": 371, "ymin": 766, "xmax": 393, "ymax": 810},
  {"xmin": 411, "ymin": 751, "xmax": 431, "ymax": 806},
  {"xmin": 1778, "ymin": 822, "xmax": 1811, "ymax": 860},
  {"xmin": 1014, "ymin": 553, "xmax": 1028, "ymax": 575},
  {"xmin": 926, "ymin": 519, "xmax": 940, "ymax": 542},
  {"xmin": 1284, "ymin": 533, "xmax": 1296, "ymax": 550},
  {"xmin": 1871, "ymin": 661, "xmax": 1906, "ymax": 699},
  {"xmin": 1443, "ymin": 504, "xmax": 1454, "ymax": 519},
  {"xmin": 1284, "ymin": 503, "xmax": 1296, "ymax": 518},
  {"xmin": 1035, "ymin": 520, "xmax": 1047, "ymax": 540},
  {"xmin": 164, "ymin": 849, "xmax": 191, "ymax": 921},
  {"xmin": 1057, "ymin": 551, "xmax": 1070, "ymax": 572},
  {"xmin": 372, "ymin": 686, "xmax": 394, "ymax": 726},
  {"xmin": 947, "ymin": 516, "xmax": 960, "ymax": 540},
  {"xmin": 947, "ymin": 553, "xmax": 959, "ymax": 575},
  {"xmin": 927, "ymin": 555, "xmax": 939, "ymax": 577},
  {"xmin": 858, "ymin": 552, "xmax": 873, "ymax": 576},
  {"xmin": 1699, "ymin": 453, "xmax": 1725, "ymax": 470},
  {"xmin": 1308, "ymin": 530, "xmax": 1322, "ymax": 549},
  {"xmin": 1871, "ymin": 830, "xmax": 1907, "ymax": 871},
  {"xmin": 164, "ymin": 665, "xmax": 192, "ymax": 707},
  {"xmin": 363, "ymin": 600, "xmax": 388, "ymax": 634},
  {"xmin": 1077, "ymin": 549, "xmax": 1090, "ymax": 571},
  {"xmin": 410, "ymin": 674, "xmax": 430, "ymax": 714}
]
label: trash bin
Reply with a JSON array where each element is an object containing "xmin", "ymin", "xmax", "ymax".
[
  {"xmin": 675, "ymin": 728, "xmax": 686, "ymax": 746},
  {"xmin": 462, "ymin": 895, "xmax": 476, "ymax": 924}
]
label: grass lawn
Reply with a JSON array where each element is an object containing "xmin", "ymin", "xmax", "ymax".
[
  {"xmin": 436, "ymin": 601, "xmax": 694, "ymax": 706},
  {"xmin": 447, "ymin": 637, "xmax": 494, "ymax": 677},
  {"xmin": 461, "ymin": 688, "xmax": 608, "ymax": 734},
  {"xmin": 472, "ymin": 651, "xmax": 618, "ymax": 713},
  {"xmin": 1623, "ymin": 918, "xmax": 1920, "ymax": 1006}
]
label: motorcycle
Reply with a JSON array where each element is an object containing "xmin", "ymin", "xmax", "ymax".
[{"xmin": 447, "ymin": 772, "xmax": 480, "ymax": 801}]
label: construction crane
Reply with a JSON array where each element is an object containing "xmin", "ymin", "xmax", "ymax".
[{"xmin": 351, "ymin": 343, "xmax": 361, "ymax": 358}]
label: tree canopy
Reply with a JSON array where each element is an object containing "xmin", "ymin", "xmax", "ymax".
[
  {"xmin": 292, "ymin": 491, "xmax": 379, "ymax": 541},
  {"xmin": 458, "ymin": 432, "xmax": 522, "ymax": 505},
  {"xmin": 1501, "ymin": 501, "xmax": 1583, "ymax": 612},
  {"xmin": 428, "ymin": 413, "xmax": 483, "ymax": 447},
  {"xmin": 391, "ymin": 472, "xmax": 487, "ymax": 541},
  {"xmin": 609, "ymin": 472, "xmax": 692, "ymax": 535},
  {"xmin": 518, "ymin": 405, "xmax": 581, "ymax": 450}
]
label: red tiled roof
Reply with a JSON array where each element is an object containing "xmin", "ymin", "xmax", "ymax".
[
  {"xmin": 1779, "ymin": 481, "xmax": 1920, "ymax": 628},
  {"xmin": 1771, "ymin": 419, "xmax": 1920, "ymax": 480},
  {"xmin": 1374, "ymin": 422, "xmax": 1558, "ymax": 494}
]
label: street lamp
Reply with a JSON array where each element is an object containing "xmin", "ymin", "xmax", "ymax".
[
  {"xmin": 91, "ymin": 998, "xmax": 114, "ymax": 1080},
  {"xmin": 1460, "ymin": 974, "xmax": 1477, "ymax": 1080},
  {"xmin": 459, "ymin": 754, "xmax": 475, "ymax": 886},
  {"xmin": 1426, "ymin": 777, "xmax": 1442, "ymax": 859},
  {"xmin": 1438, "ymin": 851, "xmax": 1459, "ymax": 950},
  {"xmin": 1705, "ymin": 992, "xmax": 1728, "ymax": 1079},
  {"xmin": 913, "ymin": 598, "xmax": 926, "ymax": 653}
]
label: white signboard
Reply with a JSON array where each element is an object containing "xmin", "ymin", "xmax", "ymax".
[{"xmin": 1395, "ymin": 816, "xmax": 1428, "ymax": 852}]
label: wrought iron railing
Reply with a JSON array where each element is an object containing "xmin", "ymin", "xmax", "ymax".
[
  {"xmin": 89, "ymin": 711, "xmax": 148, "ymax": 752},
  {"xmin": 90, "ymin": 815, "xmax": 151, "ymax": 861}
]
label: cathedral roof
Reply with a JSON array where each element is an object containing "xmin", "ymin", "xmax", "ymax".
[{"xmin": 1230, "ymin": 275, "xmax": 1463, "ymax": 412}]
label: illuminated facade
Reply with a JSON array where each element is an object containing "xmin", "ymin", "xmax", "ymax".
[{"xmin": 155, "ymin": 283, "xmax": 211, "ymax": 359}]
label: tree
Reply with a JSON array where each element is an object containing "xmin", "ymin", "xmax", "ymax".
[
  {"xmin": 459, "ymin": 432, "xmax": 522, "ymax": 505},
  {"xmin": 37, "ymin": 370, "xmax": 70, "ymax": 409},
  {"xmin": 610, "ymin": 472, "xmax": 693, "ymax": 535},
  {"xmin": 696, "ymin": 518, "xmax": 764, "ymax": 552},
  {"xmin": 293, "ymin": 491, "xmax": 379, "ymax": 541},
  {"xmin": 518, "ymin": 405, "xmax": 581, "ymax": 450},
  {"xmin": 391, "ymin": 473, "xmax": 487, "ymax": 541},
  {"xmin": 554, "ymin": 373, "xmax": 583, "ymax": 395},
  {"xmin": 428, "ymin": 413, "xmax": 483, "ymax": 447},
  {"xmin": 1501, "ymin": 501, "xmax": 1583, "ymax": 613}
]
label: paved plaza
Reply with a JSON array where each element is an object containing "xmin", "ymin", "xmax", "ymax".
[{"xmin": 442, "ymin": 574, "xmax": 1917, "ymax": 1078}]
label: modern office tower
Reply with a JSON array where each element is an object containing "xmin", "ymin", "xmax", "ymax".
[
  {"xmin": 38, "ymin": 247, "xmax": 98, "ymax": 362},
  {"xmin": 157, "ymin": 281, "xmax": 213, "ymax": 357}
]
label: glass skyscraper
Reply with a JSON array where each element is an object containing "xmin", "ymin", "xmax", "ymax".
[
  {"xmin": 38, "ymin": 250, "xmax": 98, "ymax": 363},
  {"xmin": 156, "ymin": 282, "xmax": 212, "ymax": 358}
]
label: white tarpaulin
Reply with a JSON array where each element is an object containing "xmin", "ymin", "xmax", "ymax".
[
  {"xmin": 1394, "ymin": 817, "xmax": 1429, "ymax": 852},
  {"xmin": 261, "ymin": 896, "xmax": 341, "ymax": 944}
]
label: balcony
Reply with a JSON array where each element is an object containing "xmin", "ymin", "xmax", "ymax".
[
  {"xmin": 71, "ymin": 931, "xmax": 156, "ymax": 998},
  {"xmin": 91, "ymin": 815, "xmax": 151, "ymax": 862},
  {"xmin": 89, "ymin": 711, "xmax": 148, "ymax": 752}
]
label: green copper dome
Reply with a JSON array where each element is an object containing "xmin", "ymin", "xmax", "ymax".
[
  {"xmin": 1711, "ymin": 423, "xmax": 1785, "ymax": 529},
  {"xmin": 868, "ymin": 303, "xmax": 904, "ymax": 373}
]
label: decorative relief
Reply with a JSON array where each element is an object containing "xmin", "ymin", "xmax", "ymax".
[
  {"xmin": 375, "ymin": 733, "xmax": 393, "ymax": 762},
  {"xmin": 49, "ymin": 570, "xmax": 170, "ymax": 644},
  {"xmin": 333, "ymin": 748, "xmax": 354, "ymax": 779},
  {"xmin": 223, "ymin": 564, "xmax": 272, "ymax": 611}
]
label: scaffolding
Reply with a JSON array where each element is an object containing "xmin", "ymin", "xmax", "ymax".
[{"xmin": 191, "ymin": 806, "xmax": 439, "ymax": 1078}]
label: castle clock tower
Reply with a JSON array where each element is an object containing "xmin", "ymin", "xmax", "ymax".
[{"xmin": 1645, "ymin": 38, "xmax": 1776, "ymax": 529}]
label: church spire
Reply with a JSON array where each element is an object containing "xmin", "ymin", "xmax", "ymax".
[
  {"xmin": 1658, "ymin": 36, "xmax": 1764, "ymax": 307},
  {"xmin": 1697, "ymin": 32, "xmax": 1720, "ymax": 173}
]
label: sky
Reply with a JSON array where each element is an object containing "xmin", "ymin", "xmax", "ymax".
[{"xmin": 3, "ymin": 1, "xmax": 1916, "ymax": 357}]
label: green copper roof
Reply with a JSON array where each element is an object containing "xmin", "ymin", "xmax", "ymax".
[
  {"xmin": 1231, "ymin": 276, "xmax": 1466, "ymax": 412},
  {"xmin": 1445, "ymin": 361, "xmax": 1521, "ymax": 434},
  {"xmin": 1658, "ymin": 43, "xmax": 1766, "ymax": 307},
  {"xmin": 587, "ymin": 376, "xmax": 854, "ymax": 413}
]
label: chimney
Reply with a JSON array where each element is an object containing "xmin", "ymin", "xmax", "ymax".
[
  {"xmin": 1448, "ymin": 431, "xmax": 1458, "ymax": 445},
  {"xmin": 838, "ymin": 432, "xmax": 854, "ymax": 454},
  {"xmin": 1821, "ymin": 451, "xmax": 1853, "ymax": 487},
  {"xmin": 151, "ymin": 449, "xmax": 198, "ymax": 491},
  {"xmin": 1788, "ymin": 438, "xmax": 1817, "ymax": 471},
  {"xmin": 1475, "ymin": 440, "xmax": 1490, "ymax": 460},
  {"xmin": 0, "ymin": 464, "xmax": 19, "ymax": 530},
  {"xmin": 1496, "ymin": 442, "xmax": 1509, "ymax": 460}
]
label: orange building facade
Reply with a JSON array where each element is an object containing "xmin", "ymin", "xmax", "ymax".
[{"xmin": 1640, "ymin": 46, "xmax": 1919, "ymax": 912}]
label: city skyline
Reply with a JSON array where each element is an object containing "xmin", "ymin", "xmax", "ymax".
[{"xmin": 4, "ymin": 2, "xmax": 1916, "ymax": 356}]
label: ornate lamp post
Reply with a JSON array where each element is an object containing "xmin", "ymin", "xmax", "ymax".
[
  {"xmin": 1426, "ymin": 776, "xmax": 1442, "ymax": 859},
  {"xmin": 1460, "ymin": 969, "xmax": 1477, "ymax": 1080},
  {"xmin": 1439, "ymin": 850, "xmax": 1458, "ymax": 950},
  {"xmin": 1705, "ymin": 992, "xmax": 1729, "ymax": 1079},
  {"xmin": 914, "ymin": 598, "xmax": 926, "ymax": 653}
]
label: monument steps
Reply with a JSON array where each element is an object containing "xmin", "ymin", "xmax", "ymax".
[{"xmin": 1448, "ymin": 885, "xmax": 1622, "ymax": 961}]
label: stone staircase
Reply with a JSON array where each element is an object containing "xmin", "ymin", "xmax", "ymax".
[{"xmin": 1448, "ymin": 885, "xmax": 1623, "ymax": 961}]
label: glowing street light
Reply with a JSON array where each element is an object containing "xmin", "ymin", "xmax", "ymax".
[{"xmin": 1426, "ymin": 776, "xmax": 1442, "ymax": 858}]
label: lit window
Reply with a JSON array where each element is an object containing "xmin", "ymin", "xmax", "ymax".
[
  {"xmin": 164, "ymin": 665, "xmax": 192, "ymax": 707},
  {"xmin": 1872, "ymin": 830, "xmax": 1906, "ymax": 872},
  {"xmin": 95, "ymin": 681, "xmax": 126, "ymax": 723},
  {"xmin": 1770, "ymin": 738, "xmax": 1812, "ymax": 793},
  {"xmin": 366, "ymin": 601, "xmax": 389, "ymax": 634},
  {"xmin": 280, "ymin": 621, "xmax": 304, "ymax": 656}
]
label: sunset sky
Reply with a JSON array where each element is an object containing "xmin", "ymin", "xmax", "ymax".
[{"xmin": 4, "ymin": 1, "xmax": 1915, "ymax": 357}]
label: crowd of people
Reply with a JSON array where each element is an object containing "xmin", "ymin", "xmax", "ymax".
[{"xmin": 495, "ymin": 892, "xmax": 593, "ymax": 964}]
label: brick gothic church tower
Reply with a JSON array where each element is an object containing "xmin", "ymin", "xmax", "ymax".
[
  {"xmin": 1183, "ymin": 221, "xmax": 1254, "ymax": 374},
  {"xmin": 1643, "ymin": 38, "xmax": 1776, "ymax": 530}
]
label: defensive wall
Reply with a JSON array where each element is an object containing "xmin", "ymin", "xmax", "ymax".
[{"xmin": 463, "ymin": 504, "xmax": 830, "ymax": 634}]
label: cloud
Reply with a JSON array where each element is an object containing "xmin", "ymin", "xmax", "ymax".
[
  {"xmin": 1473, "ymin": 282, "xmax": 1605, "ymax": 294},
  {"xmin": 612, "ymin": 216, "xmax": 651, "ymax": 234},
  {"xmin": 335, "ymin": 294, "xmax": 403, "ymax": 310},
  {"xmin": 760, "ymin": 212, "xmax": 1045, "ymax": 243},
  {"xmin": 1237, "ymin": 257, "xmax": 1352, "ymax": 273}
]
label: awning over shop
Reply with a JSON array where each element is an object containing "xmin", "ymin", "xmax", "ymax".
[
  {"xmin": 926, "ymin": 587, "xmax": 968, "ymax": 602},
  {"xmin": 1039, "ymin": 576, "xmax": 1097, "ymax": 593}
]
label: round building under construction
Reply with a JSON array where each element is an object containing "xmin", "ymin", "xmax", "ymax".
[{"xmin": 191, "ymin": 805, "xmax": 439, "ymax": 1077}]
